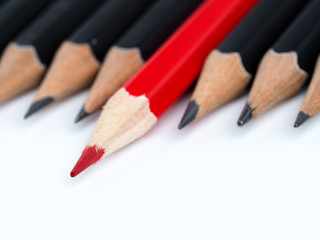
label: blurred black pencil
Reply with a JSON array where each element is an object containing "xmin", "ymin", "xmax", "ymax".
[
  {"xmin": 0, "ymin": 0, "xmax": 104, "ymax": 104},
  {"xmin": 0, "ymin": 0, "xmax": 54, "ymax": 54}
]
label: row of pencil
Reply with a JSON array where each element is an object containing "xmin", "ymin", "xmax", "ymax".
[
  {"xmin": 181, "ymin": 0, "xmax": 320, "ymax": 129},
  {"xmin": 72, "ymin": 0, "xmax": 320, "ymax": 177},
  {"xmin": 0, "ymin": 0, "xmax": 203, "ymax": 120},
  {"xmin": 1, "ymin": 0, "xmax": 320, "ymax": 177}
]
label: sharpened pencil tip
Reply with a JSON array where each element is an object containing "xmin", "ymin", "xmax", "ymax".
[
  {"xmin": 294, "ymin": 112, "xmax": 310, "ymax": 128},
  {"xmin": 75, "ymin": 106, "xmax": 89, "ymax": 123},
  {"xmin": 70, "ymin": 145, "xmax": 105, "ymax": 177},
  {"xmin": 24, "ymin": 97, "xmax": 54, "ymax": 119},
  {"xmin": 178, "ymin": 100, "xmax": 199, "ymax": 129},
  {"xmin": 238, "ymin": 103, "xmax": 253, "ymax": 127}
]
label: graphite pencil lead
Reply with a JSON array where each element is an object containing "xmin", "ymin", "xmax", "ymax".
[
  {"xmin": 75, "ymin": 106, "xmax": 90, "ymax": 123},
  {"xmin": 24, "ymin": 97, "xmax": 54, "ymax": 119},
  {"xmin": 294, "ymin": 111, "xmax": 310, "ymax": 128},
  {"xmin": 238, "ymin": 103, "xmax": 253, "ymax": 127},
  {"xmin": 178, "ymin": 100, "xmax": 199, "ymax": 129},
  {"xmin": 70, "ymin": 145, "xmax": 105, "ymax": 178}
]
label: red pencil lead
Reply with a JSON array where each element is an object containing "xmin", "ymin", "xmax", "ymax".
[{"xmin": 70, "ymin": 145, "xmax": 105, "ymax": 178}]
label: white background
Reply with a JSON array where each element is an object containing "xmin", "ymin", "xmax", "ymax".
[{"xmin": 0, "ymin": 88, "xmax": 319, "ymax": 240}]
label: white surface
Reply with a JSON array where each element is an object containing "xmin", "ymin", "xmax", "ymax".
[{"xmin": 0, "ymin": 88, "xmax": 319, "ymax": 240}]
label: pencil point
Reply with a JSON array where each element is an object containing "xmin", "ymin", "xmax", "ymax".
[
  {"xmin": 238, "ymin": 103, "xmax": 253, "ymax": 127},
  {"xmin": 294, "ymin": 112, "xmax": 310, "ymax": 128},
  {"xmin": 75, "ymin": 106, "xmax": 89, "ymax": 123},
  {"xmin": 70, "ymin": 145, "xmax": 105, "ymax": 177},
  {"xmin": 24, "ymin": 97, "xmax": 54, "ymax": 119},
  {"xmin": 179, "ymin": 101, "xmax": 199, "ymax": 129}
]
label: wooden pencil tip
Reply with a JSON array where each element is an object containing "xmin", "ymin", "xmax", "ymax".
[
  {"xmin": 294, "ymin": 112, "xmax": 310, "ymax": 128},
  {"xmin": 70, "ymin": 145, "xmax": 105, "ymax": 177},
  {"xmin": 75, "ymin": 106, "xmax": 90, "ymax": 123},
  {"xmin": 24, "ymin": 97, "xmax": 54, "ymax": 119},
  {"xmin": 237, "ymin": 103, "xmax": 253, "ymax": 127},
  {"xmin": 179, "ymin": 101, "xmax": 199, "ymax": 130}
]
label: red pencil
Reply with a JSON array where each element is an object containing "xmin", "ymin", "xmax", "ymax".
[{"xmin": 71, "ymin": 0, "xmax": 258, "ymax": 177}]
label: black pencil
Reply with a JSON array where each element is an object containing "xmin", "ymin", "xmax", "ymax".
[
  {"xmin": 0, "ymin": 0, "xmax": 104, "ymax": 104},
  {"xmin": 76, "ymin": 0, "xmax": 204, "ymax": 122},
  {"xmin": 24, "ymin": 0, "xmax": 154, "ymax": 118},
  {"xmin": 295, "ymin": 55, "xmax": 320, "ymax": 127},
  {"xmin": 0, "ymin": 0, "xmax": 54, "ymax": 54},
  {"xmin": 238, "ymin": 0, "xmax": 320, "ymax": 126},
  {"xmin": 178, "ymin": 0, "xmax": 309, "ymax": 129}
]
